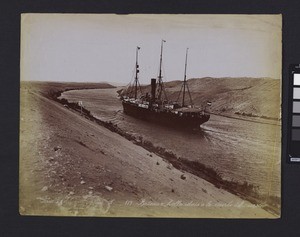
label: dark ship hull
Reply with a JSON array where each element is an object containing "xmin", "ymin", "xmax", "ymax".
[{"xmin": 122, "ymin": 100, "xmax": 210, "ymax": 130}]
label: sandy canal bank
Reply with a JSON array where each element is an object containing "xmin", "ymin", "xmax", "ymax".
[{"xmin": 20, "ymin": 82, "xmax": 277, "ymax": 218}]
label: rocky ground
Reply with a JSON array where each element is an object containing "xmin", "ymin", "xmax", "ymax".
[{"xmin": 19, "ymin": 82, "xmax": 277, "ymax": 218}]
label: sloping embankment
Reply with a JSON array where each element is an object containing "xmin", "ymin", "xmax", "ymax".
[{"xmin": 50, "ymin": 87, "xmax": 280, "ymax": 216}]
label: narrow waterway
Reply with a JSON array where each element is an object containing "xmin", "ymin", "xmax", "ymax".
[{"xmin": 60, "ymin": 88, "xmax": 281, "ymax": 197}]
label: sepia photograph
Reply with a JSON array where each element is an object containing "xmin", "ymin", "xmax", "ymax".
[{"xmin": 20, "ymin": 14, "xmax": 281, "ymax": 218}]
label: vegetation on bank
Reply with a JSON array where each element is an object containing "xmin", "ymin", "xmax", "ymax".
[{"xmin": 234, "ymin": 111, "xmax": 280, "ymax": 121}]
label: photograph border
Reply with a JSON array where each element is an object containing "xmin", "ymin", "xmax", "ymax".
[{"xmin": 1, "ymin": 0, "xmax": 300, "ymax": 236}]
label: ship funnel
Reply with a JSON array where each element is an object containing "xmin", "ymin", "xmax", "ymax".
[{"xmin": 151, "ymin": 78, "xmax": 156, "ymax": 101}]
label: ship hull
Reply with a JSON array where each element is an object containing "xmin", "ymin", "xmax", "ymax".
[{"xmin": 122, "ymin": 101, "xmax": 210, "ymax": 130}]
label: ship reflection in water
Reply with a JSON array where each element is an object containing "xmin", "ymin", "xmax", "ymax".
[{"xmin": 121, "ymin": 40, "xmax": 210, "ymax": 130}]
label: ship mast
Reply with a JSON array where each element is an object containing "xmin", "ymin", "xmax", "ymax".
[
  {"xmin": 157, "ymin": 39, "xmax": 166, "ymax": 101},
  {"xmin": 182, "ymin": 48, "xmax": 188, "ymax": 107},
  {"xmin": 176, "ymin": 47, "xmax": 194, "ymax": 107},
  {"xmin": 134, "ymin": 46, "xmax": 140, "ymax": 100}
]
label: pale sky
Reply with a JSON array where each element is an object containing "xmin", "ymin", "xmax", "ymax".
[{"xmin": 21, "ymin": 14, "xmax": 282, "ymax": 84}]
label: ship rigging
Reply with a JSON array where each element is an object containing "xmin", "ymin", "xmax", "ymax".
[{"xmin": 121, "ymin": 41, "xmax": 210, "ymax": 130}]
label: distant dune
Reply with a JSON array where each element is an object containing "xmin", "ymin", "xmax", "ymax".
[
  {"xmin": 129, "ymin": 77, "xmax": 281, "ymax": 120},
  {"xmin": 21, "ymin": 81, "xmax": 116, "ymax": 97}
]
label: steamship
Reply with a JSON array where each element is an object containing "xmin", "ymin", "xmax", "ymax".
[{"xmin": 121, "ymin": 40, "xmax": 210, "ymax": 130}]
